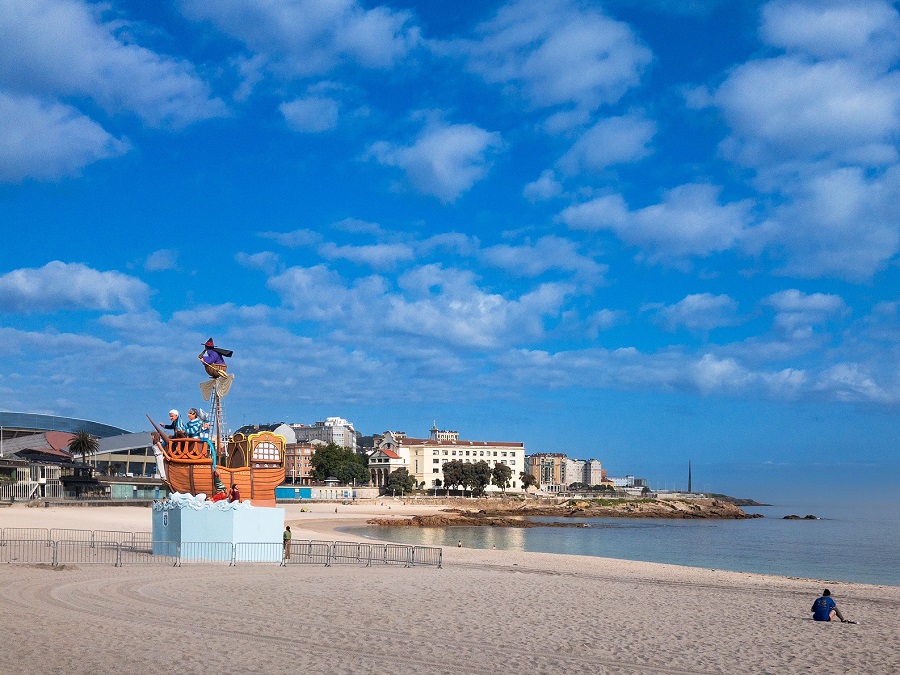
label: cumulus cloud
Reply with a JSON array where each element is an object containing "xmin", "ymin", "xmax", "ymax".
[
  {"xmin": 480, "ymin": 235, "xmax": 606, "ymax": 282},
  {"xmin": 0, "ymin": 261, "xmax": 150, "ymax": 313},
  {"xmin": 144, "ymin": 249, "xmax": 179, "ymax": 272},
  {"xmin": 760, "ymin": 0, "xmax": 900, "ymax": 64},
  {"xmin": 656, "ymin": 293, "xmax": 741, "ymax": 332},
  {"xmin": 267, "ymin": 262, "xmax": 572, "ymax": 349},
  {"xmin": 754, "ymin": 166, "xmax": 900, "ymax": 280},
  {"xmin": 0, "ymin": 91, "xmax": 128, "ymax": 181},
  {"xmin": 557, "ymin": 113, "xmax": 655, "ymax": 173},
  {"xmin": 457, "ymin": 0, "xmax": 652, "ymax": 124},
  {"xmin": 179, "ymin": 0, "xmax": 419, "ymax": 78},
  {"xmin": 560, "ymin": 184, "xmax": 755, "ymax": 262},
  {"xmin": 280, "ymin": 95, "xmax": 339, "ymax": 132},
  {"xmin": 716, "ymin": 56, "xmax": 900, "ymax": 166},
  {"xmin": 366, "ymin": 119, "xmax": 503, "ymax": 201},
  {"xmin": 523, "ymin": 169, "xmax": 563, "ymax": 201},
  {"xmin": 764, "ymin": 289, "xmax": 847, "ymax": 339},
  {"xmin": 235, "ymin": 251, "xmax": 281, "ymax": 271},
  {"xmin": 0, "ymin": 0, "xmax": 225, "ymax": 128},
  {"xmin": 319, "ymin": 242, "xmax": 415, "ymax": 270}
]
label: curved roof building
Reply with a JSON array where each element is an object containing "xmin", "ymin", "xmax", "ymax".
[{"xmin": 0, "ymin": 412, "xmax": 129, "ymax": 440}]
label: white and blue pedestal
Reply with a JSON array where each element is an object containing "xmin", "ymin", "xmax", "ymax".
[{"xmin": 152, "ymin": 500, "xmax": 284, "ymax": 562}]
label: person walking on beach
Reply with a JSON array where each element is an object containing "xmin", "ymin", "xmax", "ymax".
[
  {"xmin": 283, "ymin": 525, "xmax": 292, "ymax": 560},
  {"xmin": 811, "ymin": 589, "xmax": 852, "ymax": 622}
]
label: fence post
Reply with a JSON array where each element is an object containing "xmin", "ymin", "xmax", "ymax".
[
  {"xmin": 326, "ymin": 542, "xmax": 333, "ymax": 567},
  {"xmin": 52, "ymin": 540, "xmax": 58, "ymax": 567},
  {"xmin": 115, "ymin": 543, "xmax": 122, "ymax": 567},
  {"xmin": 230, "ymin": 543, "xmax": 236, "ymax": 567}
]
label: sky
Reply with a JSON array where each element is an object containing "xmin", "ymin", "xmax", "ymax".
[{"xmin": 1, "ymin": 0, "xmax": 898, "ymax": 502}]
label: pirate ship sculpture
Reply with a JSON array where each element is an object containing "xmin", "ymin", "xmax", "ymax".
[{"xmin": 148, "ymin": 339, "xmax": 285, "ymax": 506}]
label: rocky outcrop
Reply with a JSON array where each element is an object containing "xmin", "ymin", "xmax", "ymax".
[
  {"xmin": 783, "ymin": 514, "xmax": 819, "ymax": 520},
  {"xmin": 367, "ymin": 498, "xmax": 762, "ymax": 528}
]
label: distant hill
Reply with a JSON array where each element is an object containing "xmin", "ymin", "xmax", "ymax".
[{"xmin": 706, "ymin": 493, "xmax": 770, "ymax": 507}]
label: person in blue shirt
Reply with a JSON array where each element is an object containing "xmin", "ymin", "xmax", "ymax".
[{"xmin": 811, "ymin": 589, "xmax": 848, "ymax": 622}]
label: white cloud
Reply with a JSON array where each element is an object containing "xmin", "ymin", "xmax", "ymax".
[
  {"xmin": 280, "ymin": 95, "xmax": 339, "ymax": 132},
  {"xmin": 179, "ymin": 0, "xmax": 419, "ymax": 78},
  {"xmin": 0, "ymin": 0, "xmax": 225, "ymax": 128},
  {"xmin": 0, "ymin": 261, "xmax": 150, "ymax": 313},
  {"xmin": 0, "ymin": 91, "xmax": 128, "ymax": 181},
  {"xmin": 558, "ymin": 113, "xmax": 655, "ymax": 173},
  {"xmin": 480, "ymin": 235, "xmax": 606, "ymax": 282},
  {"xmin": 459, "ymin": 0, "xmax": 652, "ymax": 122},
  {"xmin": 144, "ymin": 249, "xmax": 179, "ymax": 272},
  {"xmin": 657, "ymin": 293, "xmax": 741, "ymax": 332},
  {"xmin": 755, "ymin": 166, "xmax": 900, "ymax": 280},
  {"xmin": 760, "ymin": 0, "xmax": 900, "ymax": 64},
  {"xmin": 560, "ymin": 184, "xmax": 755, "ymax": 262},
  {"xmin": 235, "ymin": 251, "xmax": 281, "ymax": 271},
  {"xmin": 523, "ymin": 169, "xmax": 563, "ymax": 201},
  {"xmin": 319, "ymin": 242, "xmax": 415, "ymax": 270},
  {"xmin": 764, "ymin": 289, "xmax": 847, "ymax": 339},
  {"xmin": 366, "ymin": 119, "xmax": 503, "ymax": 201},
  {"xmin": 716, "ymin": 56, "xmax": 900, "ymax": 166}
]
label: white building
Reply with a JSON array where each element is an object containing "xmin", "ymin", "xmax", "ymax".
[
  {"xmin": 376, "ymin": 428, "xmax": 526, "ymax": 492},
  {"xmin": 291, "ymin": 417, "xmax": 357, "ymax": 449}
]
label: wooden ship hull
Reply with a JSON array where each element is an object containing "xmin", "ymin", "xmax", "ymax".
[{"xmin": 150, "ymin": 419, "xmax": 285, "ymax": 507}]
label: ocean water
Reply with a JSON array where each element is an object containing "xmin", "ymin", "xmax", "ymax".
[{"xmin": 343, "ymin": 502, "xmax": 900, "ymax": 586}]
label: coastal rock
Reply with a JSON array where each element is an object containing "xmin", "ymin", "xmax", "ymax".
[
  {"xmin": 367, "ymin": 498, "xmax": 762, "ymax": 528},
  {"xmin": 783, "ymin": 514, "xmax": 819, "ymax": 520}
]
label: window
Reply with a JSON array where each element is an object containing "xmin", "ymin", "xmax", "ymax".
[
  {"xmin": 433, "ymin": 468, "xmax": 440, "ymax": 473},
  {"xmin": 479, "ymin": 451, "xmax": 484, "ymax": 456},
  {"xmin": 443, "ymin": 450, "xmax": 448, "ymax": 455},
  {"xmin": 501, "ymin": 452, "xmax": 507, "ymax": 457},
  {"xmin": 493, "ymin": 451, "xmax": 497, "ymax": 456},
  {"xmin": 433, "ymin": 458, "xmax": 440, "ymax": 463}
]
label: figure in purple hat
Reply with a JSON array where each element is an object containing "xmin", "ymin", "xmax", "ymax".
[{"xmin": 199, "ymin": 338, "xmax": 233, "ymax": 378}]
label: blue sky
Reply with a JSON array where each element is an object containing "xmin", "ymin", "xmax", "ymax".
[{"xmin": 1, "ymin": 0, "xmax": 898, "ymax": 500}]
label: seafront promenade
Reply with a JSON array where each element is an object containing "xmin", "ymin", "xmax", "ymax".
[{"xmin": 1, "ymin": 502, "xmax": 898, "ymax": 674}]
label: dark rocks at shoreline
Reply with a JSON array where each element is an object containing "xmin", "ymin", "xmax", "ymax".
[
  {"xmin": 783, "ymin": 514, "xmax": 819, "ymax": 520},
  {"xmin": 366, "ymin": 514, "xmax": 590, "ymax": 528}
]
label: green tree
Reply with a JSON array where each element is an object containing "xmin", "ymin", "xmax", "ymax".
[
  {"xmin": 519, "ymin": 471, "xmax": 538, "ymax": 493},
  {"xmin": 442, "ymin": 460, "xmax": 465, "ymax": 492},
  {"xmin": 69, "ymin": 430, "xmax": 99, "ymax": 465},
  {"xmin": 470, "ymin": 461, "xmax": 492, "ymax": 497},
  {"xmin": 386, "ymin": 468, "xmax": 415, "ymax": 494},
  {"xmin": 491, "ymin": 463, "xmax": 512, "ymax": 492},
  {"xmin": 310, "ymin": 443, "xmax": 370, "ymax": 485}
]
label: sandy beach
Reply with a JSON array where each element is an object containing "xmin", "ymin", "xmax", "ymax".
[{"xmin": 1, "ymin": 501, "xmax": 898, "ymax": 674}]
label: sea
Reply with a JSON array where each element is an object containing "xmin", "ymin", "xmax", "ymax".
[{"xmin": 343, "ymin": 502, "xmax": 900, "ymax": 586}]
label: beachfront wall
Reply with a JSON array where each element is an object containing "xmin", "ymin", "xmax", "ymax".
[
  {"xmin": 275, "ymin": 486, "xmax": 379, "ymax": 501},
  {"xmin": 152, "ymin": 504, "xmax": 285, "ymax": 561}
]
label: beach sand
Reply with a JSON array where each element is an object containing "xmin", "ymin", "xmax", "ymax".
[{"xmin": 2, "ymin": 502, "xmax": 898, "ymax": 674}]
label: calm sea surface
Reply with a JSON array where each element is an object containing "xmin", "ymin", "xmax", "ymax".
[{"xmin": 343, "ymin": 502, "xmax": 900, "ymax": 586}]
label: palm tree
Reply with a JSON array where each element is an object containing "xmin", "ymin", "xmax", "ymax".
[{"xmin": 69, "ymin": 430, "xmax": 99, "ymax": 465}]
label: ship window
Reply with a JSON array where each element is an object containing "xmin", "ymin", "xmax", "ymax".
[{"xmin": 252, "ymin": 441, "xmax": 280, "ymax": 462}]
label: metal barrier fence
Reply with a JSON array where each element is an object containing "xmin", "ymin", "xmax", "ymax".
[
  {"xmin": 0, "ymin": 529, "xmax": 442, "ymax": 569},
  {"xmin": 1, "ymin": 527, "xmax": 50, "ymax": 541},
  {"xmin": 0, "ymin": 540, "xmax": 55, "ymax": 564}
]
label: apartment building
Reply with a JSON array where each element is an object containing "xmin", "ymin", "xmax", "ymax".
[{"xmin": 290, "ymin": 417, "xmax": 357, "ymax": 449}]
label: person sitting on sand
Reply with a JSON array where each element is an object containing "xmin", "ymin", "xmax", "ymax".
[
  {"xmin": 210, "ymin": 471, "xmax": 228, "ymax": 502},
  {"xmin": 812, "ymin": 589, "xmax": 850, "ymax": 622}
]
